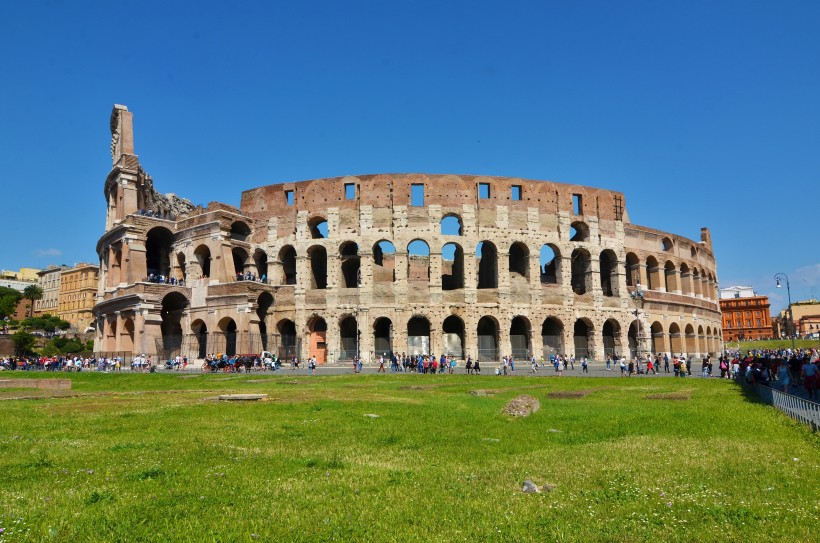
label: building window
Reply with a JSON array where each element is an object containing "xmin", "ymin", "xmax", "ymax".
[
  {"xmin": 511, "ymin": 185, "xmax": 522, "ymax": 201},
  {"xmin": 344, "ymin": 183, "xmax": 356, "ymax": 200},
  {"xmin": 478, "ymin": 183, "xmax": 490, "ymax": 199},
  {"xmin": 411, "ymin": 184, "xmax": 425, "ymax": 207},
  {"xmin": 285, "ymin": 190, "xmax": 294, "ymax": 206},
  {"xmin": 573, "ymin": 194, "xmax": 583, "ymax": 215}
]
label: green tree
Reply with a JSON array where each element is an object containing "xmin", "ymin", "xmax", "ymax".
[
  {"xmin": 0, "ymin": 286, "xmax": 22, "ymax": 319},
  {"xmin": 11, "ymin": 330, "xmax": 36, "ymax": 356},
  {"xmin": 22, "ymin": 284, "xmax": 43, "ymax": 318}
]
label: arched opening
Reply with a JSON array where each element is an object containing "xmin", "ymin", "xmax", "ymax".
[
  {"xmin": 540, "ymin": 244, "xmax": 560, "ymax": 285},
  {"xmin": 145, "ymin": 227, "xmax": 174, "ymax": 279},
  {"xmin": 373, "ymin": 317, "xmax": 393, "ymax": 357},
  {"xmin": 510, "ymin": 316, "xmax": 531, "ymax": 360},
  {"xmin": 662, "ymin": 237, "xmax": 674, "ymax": 252},
  {"xmin": 645, "ymin": 256, "xmax": 660, "ymax": 290},
  {"xmin": 669, "ymin": 323, "xmax": 682, "ymax": 355},
  {"xmin": 232, "ymin": 247, "xmax": 249, "ymax": 278},
  {"xmin": 339, "ymin": 315, "xmax": 359, "ymax": 360},
  {"xmin": 476, "ymin": 241, "xmax": 498, "ymax": 289},
  {"xmin": 176, "ymin": 252, "xmax": 187, "ymax": 283},
  {"xmin": 651, "ymin": 322, "xmax": 665, "ymax": 355},
  {"xmin": 625, "ymin": 253, "xmax": 639, "ymax": 287},
  {"xmin": 278, "ymin": 246, "xmax": 296, "ymax": 285},
  {"xmin": 121, "ymin": 318, "xmax": 135, "ymax": 353},
  {"xmin": 340, "ymin": 242, "xmax": 360, "ymax": 288},
  {"xmin": 106, "ymin": 319, "xmax": 117, "ymax": 352},
  {"xmin": 573, "ymin": 319, "xmax": 594, "ymax": 358},
  {"xmin": 194, "ymin": 245, "xmax": 211, "ymax": 278},
  {"xmin": 218, "ymin": 317, "xmax": 238, "ymax": 357},
  {"xmin": 230, "ymin": 221, "xmax": 251, "ymax": 242},
  {"xmin": 191, "ymin": 319, "xmax": 208, "ymax": 359},
  {"xmin": 111, "ymin": 247, "xmax": 123, "ymax": 286},
  {"xmin": 602, "ymin": 319, "xmax": 620, "ymax": 358},
  {"xmin": 628, "ymin": 320, "xmax": 640, "ymax": 358},
  {"xmin": 664, "ymin": 260, "xmax": 677, "ymax": 292},
  {"xmin": 569, "ymin": 221, "xmax": 589, "ymax": 242},
  {"xmin": 254, "ymin": 250, "xmax": 269, "ymax": 283},
  {"xmin": 372, "ymin": 241, "xmax": 396, "ymax": 283},
  {"xmin": 256, "ymin": 292, "xmax": 274, "ymax": 351},
  {"xmin": 441, "ymin": 243, "xmax": 464, "ymax": 290},
  {"xmin": 442, "ymin": 315, "xmax": 465, "ymax": 358},
  {"xmin": 685, "ymin": 324, "xmax": 697, "ymax": 355},
  {"xmin": 599, "ymin": 249, "xmax": 618, "ymax": 297},
  {"xmin": 407, "ymin": 316, "xmax": 431, "ymax": 355},
  {"xmin": 308, "ymin": 217, "xmax": 328, "ymax": 239},
  {"xmin": 277, "ymin": 319, "xmax": 298, "ymax": 359},
  {"xmin": 440, "ymin": 214, "xmax": 463, "ymax": 236},
  {"xmin": 541, "ymin": 317, "xmax": 564, "ymax": 356},
  {"xmin": 308, "ymin": 316, "xmax": 327, "ymax": 364},
  {"xmin": 477, "ymin": 316, "xmax": 499, "ymax": 362},
  {"xmin": 308, "ymin": 245, "xmax": 327, "ymax": 289},
  {"xmin": 160, "ymin": 292, "xmax": 188, "ymax": 358},
  {"xmin": 692, "ymin": 268, "xmax": 702, "ymax": 297},
  {"xmin": 509, "ymin": 242, "xmax": 530, "ymax": 281},
  {"xmin": 571, "ymin": 248, "xmax": 592, "ymax": 295},
  {"xmin": 697, "ymin": 325, "xmax": 705, "ymax": 355},
  {"xmin": 679, "ymin": 263, "xmax": 691, "ymax": 295},
  {"xmin": 407, "ymin": 240, "xmax": 430, "ymax": 282}
]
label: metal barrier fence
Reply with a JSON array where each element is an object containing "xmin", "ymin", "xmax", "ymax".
[{"xmin": 743, "ymin": 380, "xmax": 819, "ymax": 432}]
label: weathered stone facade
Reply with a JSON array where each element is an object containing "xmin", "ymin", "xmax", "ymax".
[{"xmin": 93, "ymin": 106, "xmax": 723, "ymax": 363}]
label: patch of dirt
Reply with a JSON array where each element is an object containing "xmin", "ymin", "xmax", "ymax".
[
  {"xmin": 177, "ymin": 375, "xmax": 200, "ymax": 379},
  {"xmin": 547, "ymin": 390, "xmax": 593, "ymax": 399},
  {"xmin": 502, "ymin": 395, "xmax": 540, "ymax": 417},
  {"xmin": 644, "ymin": 391, "xmax": 691, "ymax": 401},
  {"xmin": 277, "ymin": 380, "xmax": 302, "ymax": 385},
  {"xmin": 470, "ymin": 389, "xmax": 500, "ymax": 396},
  {"xmin": 399, "ymin": 384, "xmax": 445, "ymax": 391}
]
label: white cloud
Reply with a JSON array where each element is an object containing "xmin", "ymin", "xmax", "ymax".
[
  {"xmin": 35, "ymin": 248, "xmax": 62, "ymax": 257},
  {"xmin": 793, "ymin": 263, "xmax": 820, "ymax": 287}
]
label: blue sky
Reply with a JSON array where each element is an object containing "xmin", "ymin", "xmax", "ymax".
[{"xmin": 1, "ymin": 1, "xmax": 818, "ymax": 311}]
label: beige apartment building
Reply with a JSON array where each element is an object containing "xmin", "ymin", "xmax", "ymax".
[
  {"xmin": 58, "ymin": 263, "xmax": 99, "ymax": 331},
  {"xmin": 35, "ymin": 265, "xmax": 68, "ymax": 316}
]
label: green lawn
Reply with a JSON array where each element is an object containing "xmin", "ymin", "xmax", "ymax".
[
  {"xmin": 725, "ymin": 338, "xmax": 819, "ymax": 352},
  {"xmin": 0, "ymin": 373, "xmax": 817, "ymax": 542}
]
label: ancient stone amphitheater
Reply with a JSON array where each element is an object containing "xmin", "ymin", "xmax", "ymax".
[{"xmin": 94, "ymin": 106, "xmax": 722, "ymax": 364}]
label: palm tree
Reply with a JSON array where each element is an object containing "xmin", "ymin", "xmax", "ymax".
[{"xmin": 22, "ymin": 284, "xmax": 43, "ymax": 318}]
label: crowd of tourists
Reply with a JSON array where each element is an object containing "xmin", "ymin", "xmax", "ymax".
[
  {"xmin": 725, "ymin": 348, "xmax": 819, "ymax": 400},
  {"xmin": 146, "ymin": 274, "xmax": 183, "ymax": 285}
]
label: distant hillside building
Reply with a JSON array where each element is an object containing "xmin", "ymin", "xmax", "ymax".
[
  {"xmin": 35, "ymin": 265, "xmax": 68, "ymax": 316},
  {"xmin": 720, "ymin": 286, "xmax": 771, "ymax": 341},
  {"xmin": 57, "ymin": 263, "xmax": 99, "ymax": 331},
  {"xmin": 0, "ymin": 267, "xmax": 40, "ymax": 293},
  {"xmin": 773, "ymin": 298, "xmax": 820, "ymax": 339}
]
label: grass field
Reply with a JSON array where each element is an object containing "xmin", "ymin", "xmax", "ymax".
[
  {"xmin": 0, "ymin": 372, "xmax": 817, "ymax": 542},
  {"xmin": 724, "ymin": 338, "xmax": 819, "ymax": 352}
]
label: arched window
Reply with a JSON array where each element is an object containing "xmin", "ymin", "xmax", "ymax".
[
  {"xmin": 509, "ymin": 242, "xmax": 530, "ymax": 281},
  {"xmin": 540, "ymin": 244, "xmax": 560, "ymax": 285},
  {"xmin": 570, "ymin": 221, "xmax": 589, "ymax": 242},
  {"xmin": 373, "ymin": 240, "xmax": 396, "ymax": 283},
  {"xmin": 440, "ymin": 214, "xmax": 463, "ymax": 236},
  {"xmin": 308, "ymin": 217, "xmax": 328, "ymax": 239},
  {"xmin": 146, "ymin": 227, "xmax": 174, "ymax": 278},
  {"xmin": 599, "ymin": 249, "xmax": 618, "ymax": 297},
  {"xmin": 307, "ymin": 245, "xmax": 327, "ymax": 289},
  {"xmin": 340, "ymin": 242, "xmax": 360, "ymax": 288},
  {"xmin": 442, "ymin": 315, "xmax": 465, "ymax": 358},
  {"xmin": 407, "ymin": 240, "xmax": 430, "ymax": 282},
  {"xmin": 278, "ymin": 246, "xmax": 296, "ymax": 285},
  {"xmin": 570, "ymin": 248, "xmax": 592, "ymax": 295},
  {"xmin": 230, "ymin": 221, "xmax": 251, "ymax": 242},
  {"xmin": 441, "ymin": 243, "xmax": 464, "ymax": 290},
  {"xmin": 194, "ymin": 245, "xmax": 211, "ymax": 278},
  {"xmin": 476, "ymin": 241, "xmax": 498, "ymax": 289}
]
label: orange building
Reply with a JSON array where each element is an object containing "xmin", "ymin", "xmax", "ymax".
[
  {"xmin": 57, "ymin": 263, "xmax": 99, "ymax": 332},
  {"xmin": 720, "ymin": 286, "xmax": 771, "ymax": 341}
]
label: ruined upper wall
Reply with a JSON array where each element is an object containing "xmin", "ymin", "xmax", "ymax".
[{"xmin": 240, "ymin": 174, "xmax": 627, "ymax": 223}]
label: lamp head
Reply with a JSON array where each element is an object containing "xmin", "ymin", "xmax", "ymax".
[{"xmin": 776, "ymin": 279, "xmax": 781, "ymax": 288}]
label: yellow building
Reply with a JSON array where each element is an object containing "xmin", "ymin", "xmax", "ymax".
[
  {"xmin": 58, "ymin": 263, "xmax": 99, "ymax": 331},
  {"xmin": 0, "ymin": 267, "xmax": 41, "ymax": 282}
]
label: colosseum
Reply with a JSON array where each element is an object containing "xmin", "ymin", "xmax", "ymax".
[{"xmin": 93, "ymin": 105, "xmax": 723, "ymax": 364}]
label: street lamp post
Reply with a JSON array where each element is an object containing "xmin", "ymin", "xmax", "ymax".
[
  {"xmin": 774, "ymin": 273, "xmax": 796, "ymax": 351},
  {"xmin": 630, "ymin": 281, "xmax": 646, "ymax": 360}
]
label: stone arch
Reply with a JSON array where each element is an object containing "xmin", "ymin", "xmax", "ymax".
[
  {"xmin": 664, "ymin": 260, "xmax": 677, "ymax": 292},
  {"xmin": 307, "ymin": 245, "xmax": 327, "ymax": 289},
  {"xmin": 570, "ymin": 248, "xmax": 592, "ymax": 295},
  {"xmin": 217, "ymin": 316, "xmax": 238, "ymax": 357},
  {"xmin": 668, "ymin": 322, "xmax": 682, "ymax": 355},
  {"xmin": 121, "ymin": 317, "xmax": 135, "ymax": 353},
  {"xmin": 645, "ymin": 256, "xmax": 660, "ymax": 290},
  {"xmin": 625, "ymin": 252, "xmax": 640, "ymax": 287},
  {"xmin": 662, "ymin": 237, "xmax": 674, "ymax": 252},
  {"xmin": 106, "ymin": 318, "xmax": 117, "ymax": 352},
  {"xmin": 278, "ymin": 245, "xmax": 296, "ymax": 285},
  {"xmin": 407, "ymin": 239, "xmax": 430, "ymax": 282},
  {"xmin": 407, "ymin": 315, "xmax": 431, "ymax": 355},
  {"xmin": 194, "ymin": 244, "xmax": 211, "ymax": 278},
  {"xmin": 628, "ymin": 319, "xmax": 640, "ymax": 358},
  {"xmin": 541, "ymin": 317, "xmax": 564, "ymax": 356},
  {"xmin": 691, "ymin": 267, "xmax": 702, "ymax": 297},
  {"xmin": 477, "ymin": 316, "xmax": 499, "ymax": 362},
  {"xmin": 339, "ymin": 315, "xmax": 359, "ymax": 360},
  {"xmin": 145, "ymin": 226, "xmax": 174, "ymax": 279},
  {"xmin": 690, "ymin": 246, "xmax": 698, "ymax": 258},
  {"xmin": 191, "ymin": 319, "xmax": 208, "ymax": 359},
  {"xmin": 308, "ymin": 216, "xmax": 328, "ymax": 239},
  {"xmin": 254, "ymin": 249, "xmax": 269, "ymax": 283},
  {"xmin": 307, "ymin": 316, "xmax": 327, "ymax": 363},
  {"xmin": 160, "ymin": 291, "xmax": 188, "ymax": 358},
  {"xmin": 476, "ymin": 241, "xmax": 498, "ymax": 289},
  {"xmin": 373, "ymin": 317, "xmax": 393, "ymax": 356},
  {"xmin": 602, "ymin": 318, "xmax": 621, "ymax": 358},
  {"xmin": 232, "ymin": 247, "xmax": 249, "ymax": 277},
  {"xmin": 276, "ymin": 319, "xmax": 298, "ymax": 358},
  {"xmin": 685, "ymin": 323, "xmax": 697, "ymax": 355},
  {"xmin": 440, "ymin": 214, "xmax": 463, "ymax": 236},
  {"xmin": 441, "ymin": 242, "xmax": 464, "ymax": 290},
  {"xmin": 510, "ymin": 316, "xmax": 531, "ymax": 359},
  {"xmin": 697, "ymin": 325, "xmax": 705, "ymax": 355},
  {"xmin": 650, "ymin": 321, "xmax": 665, "ymax": 355},
  {"xmin": 573, "ymin": 318, "xmax": 595, "ymax": 358},
  {"xmin": 373, "ymin": 240, "xmax": 396, "ymax": 283},
  {"xmin": 679, "ymin": 262, "xmax": 691, "ymax": 295},
  {"xmin": 230, "ymin": 221, "xmax": 251, "ymax": 242},
  {"xmin": 256, "ymin": 291, "xmax": 274, "ymax": 350},
  {"xmin": 339, "ymin": 241, "xmax": 361, "ymax": 288},
  {"xmin": 508, "ymin": 242, "xmax": 530, "ymax": 282},
  {"xmin": 176, "ymin": 252, "xmax": 187, "ymax": 282},
  {"xmin": 442, "ymin": 314, "xmax": 465, "ymax": 358},
  {"xmin": 540, "ymin": 244, "xmax": 560, "ymax": 285},
  {"xmin": 599, "ymin": 249, "xmax": 618, "ymax": 297},
  {"xmin": 569, "ymin": 221, "xmax": 589, "ymax": 242}
]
